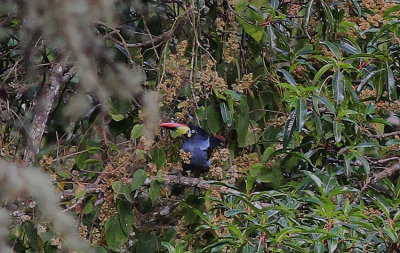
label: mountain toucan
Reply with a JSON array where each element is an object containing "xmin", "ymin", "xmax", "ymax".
[{"xmin": 160, "ymin": 122, "xmax": 225, "ymax": 172}]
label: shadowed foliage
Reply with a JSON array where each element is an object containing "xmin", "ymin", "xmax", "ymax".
[{"xmin": 1, "ymin": 0, "xmax": 400, "ymax": 252}]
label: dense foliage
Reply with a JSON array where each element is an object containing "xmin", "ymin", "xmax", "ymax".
[{"xmin": 1, "ymin": 0, "xmax": 400, "ymax": 252}]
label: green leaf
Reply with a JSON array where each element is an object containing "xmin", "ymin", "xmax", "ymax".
[
  {"xmin": 357, "ymin": 69, "xmax": 382, "ymax": 92},
  {"xmin": 105, "ymin": 215, "xmax": 128, "ymax": 251},
  {"xmin": 220, "ymin": 102, "xmax": 233, "ymax": 127},
  {"xmin": 149, "ymin": 180, "xmax": 161, "ymax": 204},
  {"xmin": 332, "ymin": 69, "xmax": 344, "ymax": 104},
  {"xmin": 84, "ymin": 201, "xmax": 93, "ymax": 214},
  {"xmin": 213, "ymin": 87, "xmax": 226, "ymax": 100},
  {"xmin": 151, "ymin": 147, "xmax": 166, "ymax": 169},
  {"xmin": 384, "ymin": 4, "xmax": 400, "ymax": 18},
  {"xmin": 236, "ymin": 102, "xmax": 250, "ymax": 147},
  {"xmin": 261, "ymin": 147, "xmax": 275, "ymax": 162},
  {"xmin": 112, "ymin": 181, "xmax": 124, "ymax": 194},
  {"xmin": 351, "ymin": 150, "xmax": 370, "ymax": 174},
  {"xmin": 225, "ymin": 90, "xmax": 244, "ymax": 101},
  {"xmin": 235, "ymin": 0, "xmax": 265, "ymax": 42},
  {"xmin": 292, "ymin": 151, "xmax": 314, "ymax": 167},
  {"xmin": 373, "ymin": 195, "xmax": 391, "ymax": 218},
  {"xmin": 386, "ymin": 63, "xmax": 396, "ymax": 100},
  {"xmin": 337, "ymin": 109, "xmax": 358, "ymax": 118},
  {"xmin": 22, "ymin": 221, "xmax": 43, "ymax": 250},
  {"xmin": 207, "ymin": 105, "xmax": 222, "ymax": 134},
  {"xmin": 313, "ymin": 111, "xmax": 322, "ymax": 141},
  {"xmin": 117, "ymin": 199, "xmax": 134, "ymax": 235},
  {"xmin": 304, "ymin": 0, "xmax": 314, "ymax": 39},
  {"xmin": 320, "ymin": 0, "xmax": 335, "ymax": 36},
  {"xmin": 296, "ymin": 98, "xmax": 307, "ymax": 132},
  {"xmin": 321, "ymin": 41, "xmax": 340, "ymax": 60},
  {"xmin": 343, "ymin": 155, "xmax": 352, "ymax": 176},
  {"xmin": 337, "ymin": 39, "xmax": 360, "ymax": 54},
  {"xmin": 350, "ymin": 0, "xmax": 361, "ymax": 16},
  {"xmin": 385, "ymin": 139, "xmax": 400, "ymax": 147},
  {"xmin": 130, "ymin": 124, "xmax": 145, "ymax": 139},
  {"xmin": 135, "ymin": 149, "xmax": 146, "ymax": 161},
  {"xmin": 75, "ymin": 185, "xmax": 86, "ymax": 199},
  {"xmin": 110, "ymin": 113, "xmax": 125, "ymax": 122},
  {"xmin": 376, "ymin": 69, "xmax": 386, "ymax": 100},
  {"xmin": 384, "ymin": 227, "xmax": 398, "ymax": 242},
  {"xmin": 131, "ymin": 169, "xmax": 147, "ymax": 192},
  {"xmin": 312, "ymin": 63, "xmax": 335, "ymax": 85},
  {"xmin": 313, "ymin": 95, "xmax": 336, "ymax": 114},
  {"xmin": 303, "ymin": 170, "xmax": 323, "ymax": 189},
  {"xmin": 224, "ymin": 209, "xmax": 247, "ymax": 217},
  {"xmin": 76, "ymin": 153, "xmax": 88, "ymax": 170},
  {"xmin": 161, "ymin": 242, "xmax": 176, "ymax": 253},
  {"xmin": 57, "ymin": 169, "xmax": 71, "ymax": 179},
  {"xmin": 283, "ymin": 110, "xmax": 296, "ymax": 150},
  {"xmin": 277, "ymin": 82, "xmax": 300, "ymax": 94},
  {"xmin": 250, "ymin": 163, "xmax": 281, "ymax": 186},
  {"xmin": 333, "ymin": 120, "xmax": 343, "ymax": 143},
  {"xmin": 275, "ymin": 227, "xmax": 302, "ymax": 243},
  {"xmin": 278, "ymin": 69, "xmax": 297, "ymax": 86}
]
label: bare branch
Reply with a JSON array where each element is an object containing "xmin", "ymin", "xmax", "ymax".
[
  {"xmin": 364, "ymin": 131, "xmax": 400, "ymax": 138},
  {"xmin": 355, "ymin": 161, "xmax": 400, "ymax": 203},
  {"xmin": 60, "ymin": 174, "xmax": 239, "ymax": 201},
  {"xmin": 23, "ymin": 59, "xmax": 76, "ymax": 165},
  {"xmin": 104, "ymin": 30, "xmax": 172, "ymax": 48}
]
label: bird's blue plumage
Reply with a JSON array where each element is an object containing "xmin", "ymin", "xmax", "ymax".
[
  {"xmin": 181, "ymin": 125, "xmax": 223, "ymax": 172},
  {"xmin": 160, "ymin": 123, "xmax": 223, "ymax": 173}
]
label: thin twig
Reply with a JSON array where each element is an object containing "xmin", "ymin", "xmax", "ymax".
[
  {"xmin": 142, "ymin": 16, "xmax": 160, "ymax": 60},
  {"xmin": 104, "ymin": 30, "xmax": 172, "ymax": 48}
]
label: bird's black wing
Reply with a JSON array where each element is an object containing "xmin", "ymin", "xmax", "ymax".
[{"xmin": 206, "ymin": 137, "xmax": 223, "ymax": 159}]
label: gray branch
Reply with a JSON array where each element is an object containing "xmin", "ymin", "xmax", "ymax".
[{"xmin": 23, "ymin": 59, "xmax": 76, "ymax": 165}]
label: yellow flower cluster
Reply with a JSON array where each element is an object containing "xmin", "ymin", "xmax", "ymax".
[
  {"xmin": 179, "ymin": 149, "xmax": 192, "ymax": 164},
  {"xmin": 50, "ymin": 236, "xmax": 62, "ymax": 249},
  {"xmin": 175, "ymin": 216, "xmax": 189, "ymax": 239},
  {"xmin": 359, "ymin": 89, "xmax": 400, "ymax": 112},
  {"xmin": 232, "ymin": 73, "xmax": 253, "ymax": 94},
  {"xmin": 91, "ymin": 227, "xmax": 102, "ymax": 245},
  {"xmin": 376, "ymin": 100, "xmax": 400, "ymax": 112},
  {"xmin": 209, "ymin": 165, "xmax": 223, "ymax": 179},
  {"xmin": 344, "ymin": 0, "xmax": 397, "ymax": 38},
  {"xmin": 363, "ymin": 207, "xmax": 382, "ymax": 216},
  {"xmin": 223, "ymin": 33, "xmax": 240, "ymax": 64},
  {"xmin": 359, "ymin": 89, "xmax": 377, "ymax": 100},
  {"xmin": 225, "ymin": 153, "xmax": 259, "ymax": 184},
  {"xmin": 267, "ymin": 115, "xmax": 288, "ymax": 128},
  {"xmin": 222, "ymin": 10, "xmax": 240, "ymax": 64},
  {"xmin": 208, "ymin": 148, "xmax": 230, "ymax": 179},
  {"xmin": 158, "ymin": 40, "xmax": 189, "ymax": 106},
  {"xmin": 195, "ymin": 59, "xmax": 228, "ymax": 96},
  {"xmin": 79, "ymin": 224, "xmax": 89, "ymax": 242}
]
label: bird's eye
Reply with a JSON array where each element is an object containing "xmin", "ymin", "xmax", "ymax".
[{"xmin": 191, "ymin": 130, "xmax": 196, "ymax": 134}]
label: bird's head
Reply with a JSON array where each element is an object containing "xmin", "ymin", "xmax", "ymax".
[
  {"xmin": 160, "ymin": 122, "xmax": 193, "ymax": 137},
  {"xmin": 160, "ymin": 122, "xmax": 226, "ymax": 145}
]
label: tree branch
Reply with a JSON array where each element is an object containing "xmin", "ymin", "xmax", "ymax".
[
  {"xmin": 364, "ymin": 130, "xmax": 400, "ymax": 138},
  {"xmin": 355, "ymin": 160, "xmax": 400, "ymax": 203},
  {"xmin": 23, "ymin": 59, "xmax": 76, "ymax": 165},
  {"xmin": 60, "ymin": 175, "xmax": 239, "ymax": 201}
]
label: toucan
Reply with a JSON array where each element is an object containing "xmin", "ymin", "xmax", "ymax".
[{"xmin": 160, "ymin": 122, "xmax": 225, "ymax": 172}]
